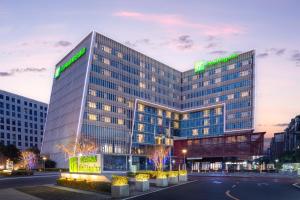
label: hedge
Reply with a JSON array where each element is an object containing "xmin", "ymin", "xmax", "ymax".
[{"xmin": 57, "ymin": 178, "xmax": 111, "ymax": 193}]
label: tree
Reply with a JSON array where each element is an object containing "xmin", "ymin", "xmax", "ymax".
[
  {"xmin": 0, "ymin": 144, "xmax": 21, "ymax": 163},
  {"xmin": 148, "ymin": 145, "xmax": 170, "ymax": 171},
  {"xmin": 20, "ymin": 150, "xmax": 37, "ymax": 170},
  {"xmin": 57, "ymin": 137, "xmax": 98, "ymax": 158}
]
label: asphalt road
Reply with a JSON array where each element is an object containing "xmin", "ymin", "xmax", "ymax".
[
  {"xmin": 130, "ymin": 176, "xmax": 300, "ymax": 200},
  {"xmin": 0, "ymin": 173, "xmax": 59, "ymax": 189}
]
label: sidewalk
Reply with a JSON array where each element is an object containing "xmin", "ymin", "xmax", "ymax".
[{"xmin": 0, "ymin": 188, "xmax": 42, "ymax": 200}]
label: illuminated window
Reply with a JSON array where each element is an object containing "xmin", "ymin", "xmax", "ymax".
[
  {"xmin": 215, "ymin": 77, "xmax": 221, "ymax": 84},
  {"xmin": 227, "ymin": 64, "xmax": 235, "ymax": 70},
  {"xmin": 241, "ymin": 112, "xmax": 249, "ymax": 117},
  {"xmin": 157, "ymin": 109, "xmax": 163, "ymax": 116},
  {"xmin": 117, "ymin": 107, "xmax": 124, "ymax": 114},
  {"xmin": 102, "ymin": 46, "xmax": 112, "ymax": 54},
  {"xmin": 203, "ymin": 81, "xmax": 209, "ymax": 86},
  {"xmin": 203, "ymin": 110, "xmax": 210, "ymax": 117},
  {"xmin": 151, "ymin": 86, "xmax": 155, "ymax": 92},
  {"xmin": 228, "ymin": 114, "xmax": 235, "ymax": 119},
  {"xmin": 150, "ymin": 117, "xmax": 154, "ymax": 124},
  {"xmin": 192, "ymin": 129, "xmax": 198, "ymax": 136},
  {"xmin": 182, "ymin": 114, "xmax": 189, "ymax": 120},
  {"xmin": 215, "ymin": 68, "xmax": 221, "ymax": 74},
  {"xmin": 240, "ymin": 70, "xmax": 249, "ymax": 77},
  {"xmin": 127, "ymin": 101, "xmax": 134, "ymax": 108},
  {"xmin": 138, "ymin": 104, "xmax": 144, "ymax": 112},
  {"xmin": 138, "ymin": 114, "xmax": 144, "ymax": 121},
  {"xmin": 139, "ymin": 82, "xmax": 146, "ymax": 89},
  {"xmin": 117, "ymin": 52, "xmax": 123, "ymax": 58},
  {"xmin": 140, "ymin": 72, "xmax": 145, "ymax": 79},
  {"xmin": 88, "ymin": 114, "xmax": 97, "ymax": 121},
  {"xmin": 117, "ymin": 96, "xmax": 124, "ymax": 103},
  {"xmin": 166, "ymin": 111, "xmax": 171, "ymax": 118},
  {"xmin": 242, "ymin": 60, "xmax": 250, "ymax": 66},
  {"xmin": 117, "ymin": 119, "xmax": 124, "ymax": 125},
  {"xmin": 215, "ymin": 97, "xmax": 220, "ymax": 102},
  {"xmin": 203, "ymin": 128, "xmax": 209, "ymax": 135},
  {"xmin": 102, "ymin": 69, "xmax": 111, "ymax": 76},
  {"xmin": 174, "ymin": 122, "xmax": 179, "ymax": 129},
  {"xmin": 192, "ymin": 84, "xmax": 197, "ymax": 89},
  {"xmin": 216, "ymin": 107, "xmax": 222, "ymax": 115},
  {"xmin": 155, "ymin": 136, "xmax": 162, "ymax": 144},
  {"xmin": 165, "ymin": 138, "xmax": 173, "ymax": 146},
  {"xmin": 103, "ymin": 104, "xmax": 111, "ymax": 112},
  {"xmin": 227, "ymin": 94, "xmax": 234, "ymax": 100},
  {"xmin": 204, "ymin": 99, "xmax": 209, "ymax": 105},
  {"xmin": 151, "ymin": 76, "xmax": 156, "ymax": 82},
  {"xmin": 166, "ymin": 128, "xmax": 171, "ymax": 137},
  {"xmin": 140, "ymin": 62, "xmax": 145, "ymax": 68},
  {"xmin": 88, "ymin": 101, "xmax": 96, "ymax": 109},
  {"xmin": 138, "ymin": 124, "xmax": 144, "ymax": 132},
  {"xmin": 137, "ymin": 134, "xmax": 144, "ymax": 143},
  {"xmin": 102, "ymin": 58, "xmax": 110, "ymax": 65},
  {"xmin": 204, "ymin": 119, "xmax": 209, "ymax": 126},
  {"xmin": 241, "ymin": 91, "xmax": 249, "ymax": 97},
  {"xmin": 89, "ymin": 89, "xmax": 96, "ymax": 96},
  {"xmin": 102, "ymin": 116, "xmax": 111, "ymax": 123},
  {"xmin": 192, "ymin": 75, "xmax": 198, "ymax": 80},
  {"xmin": 174, "ymin": 113, "xmax": 179, "ymax": 120},
  {"xmin": 152, "ymin": 67, "xmax": 155, "ymax": 72},
  {"xmin": 157, "ymin": 118, "xmax": 162, "ymax": 126}
]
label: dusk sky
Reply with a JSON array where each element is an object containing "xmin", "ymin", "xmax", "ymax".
[{"xmin": 0, "ymin": 0, "xmax": 299, "ymax": 139}]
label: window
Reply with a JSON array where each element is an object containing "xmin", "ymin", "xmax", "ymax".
[
  {"xmin": 241, "ymin": 91, "xmax": 249, "ymax": 97},
  {"xmin": 174, "ymin": 113, "xmax": 179, "ymax": 120},
  {"xmin": 215, "ymin": 68, "xmax": 221, "ymax": 74},
  {"xmin": 166, "ymin": 111, "xmax": 171, "ymax": 118},
  {"xmin": 228, "ymin": 114, "xmax": 235, "ymax": 119},
  {"xmin": 102, "ymin": 69, "xmax": 111, "ymax": 76},
  {"xmin": 117, "ymin": 119, "xmax": 124, "ymax": 125},
  {"xmin": 151, "ymin": 76, "xmax": 156, "ymax": 82},
  {"xmin": 203, "ymin": 81, "xmax": 209, "ymax": 86},
  {"xmin": 203, "ymin": 110, "xmax": 210, "ymax": 117},
  {"xmin": 127, "ymin": 101, "xmax": 134, "ymax": 108},
  {"xmin": 89, "ymin": 89, "xmax": 96, "ymax": 96},
  {"xmin": 117, "ymin": 107, "xmax": 124, "ymax": 114},
  {"xmin": 103, "ymin": 104, "xmax": 111, "ymax": 112},
  {"xmin": 138, "ymin": 124, "xmax": 144, "ymax": 132},
  {"xmin": 117, "ymin": 96, "xmax": 124, "ymax": 103},
  {"xmin": 102, "ymin": 116, "xmax": 111, "ymax": 123},
  {"xmin": 215, "ymin": 77, "xmax": 221, "ymax": 84},
  {"xmin": 137, "ymin": 134, "xmax": 144, "ymax": 143},
  {"xmin": 174, "ymin": 122, "xmax": 179, "ymax": 129},
  {"xmin": 182, "ymin": 114, "xmax": 189, "ymax": 120},
  {"xmin": 138, "ymin": 104, "xmax": 144, "ymax": 112},
  {"xmin": 139, "ymin": 82, "xmax": 146, "ymax": 89},
  {"xmin": 203, "ymin": 127, "xmax": 209, "ymax": 135},
  {"xmin": 192, "ymin": 84, "xmax": 197, "ymax": 89},
  {"xmin": 88, "ymin": 101, "xmax": 96, "ymax": 109},
  {"xmin": 157, "ymin": 109, "xmax": 163, "ymax": 116},
  {"xmin": 204, "ymin": 119, "xmax": 209, "ymax": 126},
  {"xmin": 240, "ymin": 70, "xmax": 249, "ymax": 77},
  {"xmin": 88, "ymin": 114, "xmax": 97, "ymax": 121},
  {"xmin": 102, "ymin": 45, "xmax": 112, "ymax": 54},
  {"xmin": 227, "ymin": 64, "xmax": 235, "ymax": 70},
  {"xmin": 157, "ymin": 118, "xmax": 162, "ymax": 126},
  {"xmin": 192, "ymin": 129, "xmax": 198, "ymax": 136},
  {"xmin": 102, "ymin": 58, "xmax": 110, "ymax": 65},
  {"xmin": 227, "ymin": 94, "xmax": 234, "ymax": 100},
  {"xmin": 140, "ymin": 72, "xmax": 145, "ymax": 79},
  {"xmin": 117, "ymin": 52, "xmax": 123, "ymax": 58},
  {"xmin": 216, "ymin": 107, "xmax": 222, "ymax": 115}
]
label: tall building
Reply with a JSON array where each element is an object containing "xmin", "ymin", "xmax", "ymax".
[
  {"xmin": 0, "ymin": 90, "xmax": 48, "ymax": 150},
  {"xmin": 41, "ymin": 31, "xmax": 259, "ymax": 169},
  {"xmin": 284, "ymin": 115, "xmax": 300, "ymax": 152},
  {"xmin": 269, "ymin": 132, "xmax": 285, "ymax": 160}
]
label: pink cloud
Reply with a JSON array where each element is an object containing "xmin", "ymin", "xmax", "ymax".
[{"xmin": 114, "ymin": 11, "xmax": 244, "ymax": 36}]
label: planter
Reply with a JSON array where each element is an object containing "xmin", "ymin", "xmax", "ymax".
[
  {"xmin": 156, "ymin": 178, "xmax": 168, "ymax": 187},
  {"xmin": 111, "ymin": 185, "xmax": 129, "ymax": 198},
  {"xmin": 179, "ymin": 175, "xmax": 187, "ymax": 182},
  {"xmin": 135, "ymin": 180, "xmax": 150, "ymax": 191},
  {"xmin": 168, "ymin": 176, "xmax": 178, "ymax": 185}
]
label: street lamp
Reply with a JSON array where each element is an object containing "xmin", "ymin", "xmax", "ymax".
[
  {"xmin": 42, "ymin": 157, "xmax": 47, "ymax": 172},
  {"xmin": 182, "ymin": 149, "xmax": 187, "ymax": 170}
]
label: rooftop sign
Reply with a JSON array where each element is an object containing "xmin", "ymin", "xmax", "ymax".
[
  {"xmin": 194, "ymin": 53, "xmax": 238, "ymax": 74},
  {"xmin": 54, "ymin": 47, "xmax": 86, "ymax": 79}
]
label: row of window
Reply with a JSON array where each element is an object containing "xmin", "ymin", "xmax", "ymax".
[{"xmin": 0, "ymin": 94, "xmax": 47, "ymax": 111}]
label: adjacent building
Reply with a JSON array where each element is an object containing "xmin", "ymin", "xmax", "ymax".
[
  {"xmin": 41, "ymin": 31, "xmax": 263, "ymax": 170},
  {"xmin": 284, "ymin": 115, "xmax": 300, "ymax": 152},
  {"xmin": 0, "ymin": 90, "xmax": 48, "ymax": 150},
  {"xmin": 269, "ymin": 132, "xmax": 285, "ymax": 160}
]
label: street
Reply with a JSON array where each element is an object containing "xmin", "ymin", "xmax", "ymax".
[{"xmin": 0, "ymin": 174, "xmax": 299, "ymax": 199}]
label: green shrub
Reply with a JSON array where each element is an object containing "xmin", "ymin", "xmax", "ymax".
[
  {"xmin": 111, "ymin": 175, "xmax": 128, "ymax": 186},
  {"xmin": 57, "ymin": 178, "xmax": 111, "ymax": 193}
]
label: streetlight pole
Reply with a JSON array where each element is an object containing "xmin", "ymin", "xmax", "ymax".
[
  {"xmin": 182, "ymin": 149, "xmax": 187, "ymax": 170},
  {"xmin": 42, "ymin": 157, "xmax": 47, "ymax": 172}
]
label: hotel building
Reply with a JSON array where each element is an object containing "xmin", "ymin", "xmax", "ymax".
[{"xmin": 41, "ymin": 31, "xmax": 263, "ymax": 170}]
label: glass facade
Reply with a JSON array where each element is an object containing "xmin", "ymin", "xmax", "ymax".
[{"xmin": 42, "ymin": 31, "xmax": 254, "ymax": 170}]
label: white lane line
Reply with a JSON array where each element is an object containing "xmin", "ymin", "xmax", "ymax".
[
  {"xmin": 123, "ymin": 180, "xmax": 198, "ymax": 200},
  {"xmin": 292, "ymin": 183, "xmax": 300, "ymax": 189},
  {"xmin": 0, "ymin": 175, "xmax": 58, "ymax": 181},
  {"xmin": 225, "ymin": 190, "xmax": 240, "ymax": 200},
  {"xmin": 232, "ymin": 184, "xmax": 236, "ymax": 188}
]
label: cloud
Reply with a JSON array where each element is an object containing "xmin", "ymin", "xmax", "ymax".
[
  {"xmin": 114, "ymin": 11, "xmax": 244, "ymax": 36},
  {"xmin": 175, "ymin": 35, "xmax": 194, "ymax": 50},
  {"xmin": 291, "ymin": 51, "xmax": 300, "ymax": 66},
  {"xmin": 273, "ymin": 123, "xmax": 289, "ymax": 127},
  {"xmin": 205, "ymin": 43, "xmax": 217, "ymax": 49},
  {"xmin": 257, "ymin": 52, "xmax": 269, "ymax": 58},
  {"xmin": 124, "ymin": 38, "xmax": 152, "ymax": 48},
  {"xmin": 55, "ymin": 40, "xmax": 72, "ymax": 47},
  {"xmin": 268, "ymin": 48, "xmax": 286, "ymax": 56},
  {"xmin": 0, "ymin": 67, "xmax": 47, "ymax": 77},
  {"xmin": 210, "ymin": 50, "xmax": 227, "ymax": 55}
]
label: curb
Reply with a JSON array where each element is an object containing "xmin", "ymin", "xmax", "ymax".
[{"xmin": 292, "ymin": 183, "xmax": 300, "ymax": 189}]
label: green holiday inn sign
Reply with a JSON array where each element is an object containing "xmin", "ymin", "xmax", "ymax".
[
  {"xmin": 194, "ymin": 53, "xmax": 238, "ymax": 74},
  {"xmin": 54, "ymin": 47, "xmax": 87, "ymax": 79},
  {"xmin": 69, "ymin": 154, "xmax": 101, "ymax": 173}
]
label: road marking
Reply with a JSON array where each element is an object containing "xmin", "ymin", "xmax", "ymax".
[
  {"xmin": 292, "ymin": 183, "xmax": 300, "ymax": 189},
  {"xmin": 123, "ymin": 180, "xmax": 198, "ymax": 200},
  {"xmin": 257, "ymin": 182, "xmax": 269, "ymax": 186},
  {"xmin": 232, "ymin": 184, "xmax": 236, "ymax": 188},
  {"xmin": 0, "ymin": 175, "xmax": 58, "ymax": 181},
  {"xmin": 225, "ymin": 190, "xmax": 240, "ymax": 200},
  {"xmin": 212, "ymin": 180, "xmax": 222, "ymax": 184}
]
